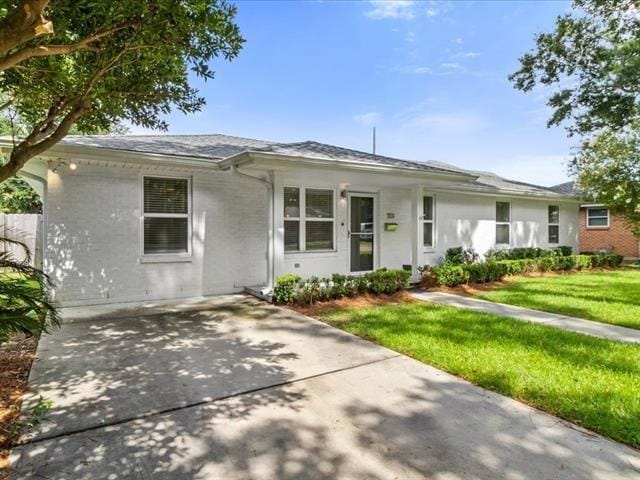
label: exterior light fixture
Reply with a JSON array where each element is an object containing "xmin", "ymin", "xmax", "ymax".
[{"xmin": 69, "ymin": 162, "xmax": 77, "ymax": 170}]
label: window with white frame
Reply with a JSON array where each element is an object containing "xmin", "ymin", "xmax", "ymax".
[
  {"xmin": 423, "ymin": 195, "xmax": 435, "ymax": 248},
  {"xmin": 284, "ymin": 187, "xmax": 334, "ymax": 252},
  {"xmin": 143, "ymin": 176, "xmax": 190, "ymax": 255},
  {"xmin": 495, "ymin": 201, "xmax": 511, "ymax": 245},
  {"xmin": 587, "ymin": 207, "xmax": 610, "ymax": 228},
  {"xmin": 548, "ymin": 205, "xmax": 560, "ymax": 244}
]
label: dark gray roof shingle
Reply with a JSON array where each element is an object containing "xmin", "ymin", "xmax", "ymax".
[
  {"xmin": 60, "ymin": 134, "xmax": 274, "ymax": 160},
  {"xmin": 550, "ymin": 181, "xmax": 581, "ymax": 196},
  {"xmin": 58, "ymin": 133, "xmax": 568, "ymax": 196},
  {"xmin": 253, "ymin": 140, "xmax": 467, "ymax": 175}
]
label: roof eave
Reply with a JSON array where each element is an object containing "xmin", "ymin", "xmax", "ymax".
[
  {"xmin": 0, "ymin": 139, "xmax": 224, "ymax": 169},
  {"xmin": 219, "ymin": 150, "xmax": 481, "ymax": 181}
]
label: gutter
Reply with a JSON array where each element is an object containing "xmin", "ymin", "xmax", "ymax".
[
  {"xmin": 0, "ymin": 140, "xmax": 224, "ymax": 171},
  {"xmin": 219, "ymin": 151, "xmax": 480, "ymax": 182},
  {"xmin": 230, "ymin": 165, "xmax": 275, "ymax": 292}
]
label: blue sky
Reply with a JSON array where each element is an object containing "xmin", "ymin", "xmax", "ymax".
[{"xmin": 132, "ymin": 0, "xmax": 576, "ymax": 187}]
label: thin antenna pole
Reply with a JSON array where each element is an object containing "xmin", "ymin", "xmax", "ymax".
[{"xmin": 373, "ymin": 126, "xmax": 376, "ymax": 156}]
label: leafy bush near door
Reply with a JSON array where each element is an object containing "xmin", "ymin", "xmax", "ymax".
[{"xmin": 273, "ymin": 268, "xmax": 411, "ymax": 305}]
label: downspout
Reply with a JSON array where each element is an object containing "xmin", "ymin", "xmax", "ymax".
[{"xmin": 231, "ymin": 166, "xmax": 275, "ymax": 292}]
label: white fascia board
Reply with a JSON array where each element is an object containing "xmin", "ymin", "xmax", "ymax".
[
  {"xmin": 220, "ymin": 151, "xmax": 480, "ymax": 182},
  {"xmin": 0, "ymin": 140, "xmax": 223, "ymax": 170},
  {"xmin": 223, "ymin": 151, "xmax": 580, "ymax": 202},
  {"xmin": 426, "ymin": 184, "xmax": 582, "ymax": 202}
]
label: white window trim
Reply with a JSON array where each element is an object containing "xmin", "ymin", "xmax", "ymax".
[
  {"xmin": 284, "ymin": 186, "xmax": 336, "ymax": 253},
  {"xmin": 495, "ymin": 200, "xmax": 511, "ymax": 246},
  {"xmin": 548, "ymin": 205, "xmax": 560, "ymax": 244},
  {"xmin": 586, "ymin": 207, "xmax": 610, "ymax": 229},
  {"xmin": 423, "ymin": 194, "xmax": 436, "ymax": 251},
  {"xmin": 140, "ymin": 174, "xmax": 193, "ymax": 262}
]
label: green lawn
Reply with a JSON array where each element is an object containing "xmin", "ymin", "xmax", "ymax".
[
  {"xmin": 317, "ymin": 301, "xmax": 640, "ymax": 448},
  {"xmin": 473, "ymin": 268, "xmax": 640, "ymax": 330}
]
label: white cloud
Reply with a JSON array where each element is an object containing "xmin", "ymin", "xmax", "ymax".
[
  {"xmin": 405, "ymin": 31, "xmax": 416, "ymax": 43},
  {"xmin": 353, "ymin": 112, "xmax": 383, "ymax": 127},
  {"xmin": 439, "ymin": 62, "xmax": 465, "ymax": 74},
  {"xmin": 366, "ymin": 1, "xmax": 415, "ymax": 20},
  {"xmin": 379, "ymin": 64, "xmax": 432, "ymax": 74},
  {"xmin": 423, "ymin": 1, "xmax": 452, "ymax": 18},
  {"xmin": 401, "ymin": 112, "xmax": 490, "ymax": 136},
  {"xmin": 454, "ymin": 37, "xmax": 463, "ymax": 44},
  {"xmin": 454, "ymin": 51, "xmax": 481, "ymax": 58}
]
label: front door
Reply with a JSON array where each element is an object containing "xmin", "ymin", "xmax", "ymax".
[{"xmin": 348, "ymin": 194, "xmax": 375, "ymax": 272}]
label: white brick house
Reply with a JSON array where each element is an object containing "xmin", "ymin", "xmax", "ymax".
[{"xmin": 2, "ymin": 134, "xmax": 580, "ymax": 306}]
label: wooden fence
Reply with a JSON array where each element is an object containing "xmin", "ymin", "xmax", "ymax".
[{"xmin": 0, "ymin": 214, "xmax": 43, "ymax": 268}]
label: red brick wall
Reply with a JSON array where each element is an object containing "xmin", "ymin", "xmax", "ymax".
[{"xmin": 579, "ymin": 208, "xmax": 639, "ymax": 258}]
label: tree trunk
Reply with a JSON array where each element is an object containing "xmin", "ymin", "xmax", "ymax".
[
  {"xmin": 0, "ymin": 0, "xmax": 52, "ymax": 56},
  {"xmin": 0, "ymin": 99, "xmax": 90, "ymax": 183}
]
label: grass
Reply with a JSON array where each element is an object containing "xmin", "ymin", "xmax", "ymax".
[
  {"xmin": 316, "ymin": 300, "xmax": 640, "ymax": 449},
  {"xmin": 472, "ymin": 268, "xmax": 640, "ymax": 330}
]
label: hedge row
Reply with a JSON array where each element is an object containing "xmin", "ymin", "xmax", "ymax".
[
  {"xmin": 485, "ymin": 245, "xmax": 573, "ymax": 261},
  {"xmin": 432, "ymin": 253, "xmax": 624, "ymax": 287},
  {"xmin": 274, "ymin": 268, "xmax": 411, "ymax": 305}
]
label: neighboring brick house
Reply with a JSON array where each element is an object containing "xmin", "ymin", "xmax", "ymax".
[{"xmin": 552, "ymin": 182, "xmax": 640, "ymax": 259}]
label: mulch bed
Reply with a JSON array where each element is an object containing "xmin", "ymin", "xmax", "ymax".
[
  {"xmin": 0, "ymin": 334, "xmax": 38, "ymax": 479},
  {"xmin": 289, "ymin": 291, "xmax": 415, "ymax": 317}
]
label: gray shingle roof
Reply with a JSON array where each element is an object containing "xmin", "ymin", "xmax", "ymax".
[
  {"xmin": 252, "ymin": 140, "xmax": 466, "ymax": 175},
  {"xmin": 58, "ymin": 133, "xmax": 568, "ymax": 196},
  {"xmin": 60, "ymin": 134, "xmax": 274, "ymax": 160},
  {"xmin": 550, "ymin": 181, "xmax": 581, "ymax": 196}
]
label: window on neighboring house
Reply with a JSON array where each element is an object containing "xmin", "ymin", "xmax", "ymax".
[
  {"xmin": 587, "ymin": 207, "xmax": 610, "ymax": 228},
  {"xmin": 495, "ymin": 201, "xmax": 511, "ymax": 245},
  {"xmin": 423, "ymin": 195, "xmax": 435, "ymax": 248},
  {"xmin": 143, "ymin": 176, "xmax": 190, "ymax": 255},
  {"xmin": 548, "ymin": 205, "xmax": 560, "ymax": 244},
  {"xmin": 284, "ymin": 187, "xmax": 334, "ymax": 252}
]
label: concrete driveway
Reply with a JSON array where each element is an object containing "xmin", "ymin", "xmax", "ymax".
[{"xmin": 11, "ymin": 295, "xmax": 640, "ymax": 479}]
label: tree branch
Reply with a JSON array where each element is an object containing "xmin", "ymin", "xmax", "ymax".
[
  {"xmin": 0, "ymin": 0, "xmax": 52, "ymax": 56},
  {"xmin": 0, "ymin": 99, "xmax": 91, "ymax": 182},
  {"xmin": 0, "ymin": 21, "xmax": 137, "ymax": 72}
]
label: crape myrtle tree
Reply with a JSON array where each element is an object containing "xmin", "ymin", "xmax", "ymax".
[
  {"xmin": 0, "ymin": 0, "xmax": 243, "ymax": 341},
  {"xmin": 510, "ymin": 0, "xmax": 640, "ymax": 234},
  {"xmin": 0, "ymin": 0, "xmax": 244, "ymax": 182}
]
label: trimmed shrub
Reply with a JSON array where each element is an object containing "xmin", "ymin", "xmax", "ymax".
[
  {"xmin": 555, "ymin": 245, "xmax": 574, "ymax": 257},
  {"xmin": 590, "ymin": 253, "xmax": 624, "ymax": 268},
  {"xmin": 427, "ymin": 253, "xmax": 624, "ymax": 288},
  {"xmin": 444, "ymin": 247, "xmax": 480, "ymax": 265},
  {"xmin": 486, "ymin": 246, "xmax": 573, "ymax": 261},
  {"xmin": 273, "ymin": 268, "xmax": 411, "ymax": 305},
  {"xmin": 433, "ymin": 264, "xmax": 469, "ymax": 287},
  {"xmin": 273, "ymin": 274, "xmax": 301, "ymax": 304}
]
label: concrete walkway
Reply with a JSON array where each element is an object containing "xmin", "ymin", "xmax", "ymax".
[
  {"xmin": 11, "ymin": 295, "xmax": 640, "ymax": 479},
  {"xmin": 411, "ymin": 290, "xmax": 640, "ymax": 344}
]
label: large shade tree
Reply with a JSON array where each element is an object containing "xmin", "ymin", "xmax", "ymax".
[
  {"xmin": 0, "ymin": 0, "xmax": 243, "ymax": 341},
  {"xmin": 0, "ymin": 0, "xmax": 244, "ymax": 181},
  {"xmin": 510, "ymin": 0, "xmax": 640, "ymax": 233}
]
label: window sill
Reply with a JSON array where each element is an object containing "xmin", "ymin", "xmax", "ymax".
[
  {"xmin": 423, "ymin": 248, "xmax": 436, "ymax": 254},
  {"xmin": 140, "ymin": 254, "xmax": 193, "ymax": 264},
  {"xmin": 586, "ymin": 226, "xmax": 609, "ymax": 230},
  {"xmin": 285, "ymin": 250, "xmax": 338, "ymax": 258}
]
